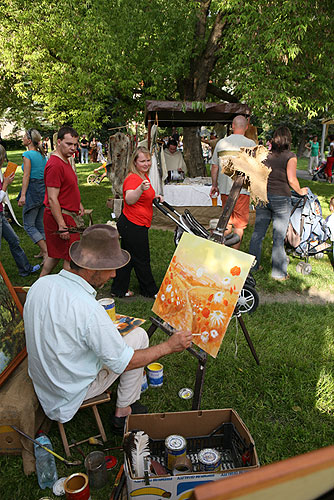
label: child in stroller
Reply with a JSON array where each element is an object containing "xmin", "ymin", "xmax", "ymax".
[{"xmin": 285, "ymin": 189, "xmax": 332, "ymax": 274}]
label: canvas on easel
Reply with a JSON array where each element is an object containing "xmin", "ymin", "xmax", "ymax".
[{"xmin": 152, "ymin": 233, "xmax": 254, "ymax": 358}]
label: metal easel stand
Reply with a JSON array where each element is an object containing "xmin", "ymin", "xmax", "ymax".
[{"xmin": 147, "ymin": 312, "xmax": 259, "ymax": 412}]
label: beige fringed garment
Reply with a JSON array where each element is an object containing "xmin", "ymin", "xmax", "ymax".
[{"xmin": 218, "ymin": 145, "xmax": 271, "ymax": 204}]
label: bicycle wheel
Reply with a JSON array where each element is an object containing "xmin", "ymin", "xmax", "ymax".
[{"xmin": 87, "ymin": 174, "xmax": 98, "ymax": 185}]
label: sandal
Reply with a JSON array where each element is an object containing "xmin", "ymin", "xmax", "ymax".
[{"xmin": 125, "ymin": 290, "xmax": 134, "ymax": 297}]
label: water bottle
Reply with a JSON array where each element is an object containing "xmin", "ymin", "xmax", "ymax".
[{"xmin": 34, "ymin": 432, "xmax": 58, "ymax": 489}]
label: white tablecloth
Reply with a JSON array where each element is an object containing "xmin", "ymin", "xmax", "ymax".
[{"xmin": 163, "ymin": 184, "xmax": 222, "ymax": 206}]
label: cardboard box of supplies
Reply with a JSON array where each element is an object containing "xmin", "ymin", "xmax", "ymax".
[{"xmin": 124, "ymin": 409, "xmax": 259, "ymax": 500}]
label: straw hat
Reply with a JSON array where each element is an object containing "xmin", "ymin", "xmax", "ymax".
[{"xmin": 69, "ymin": 224, "xmax": 130, "ymax": 270}]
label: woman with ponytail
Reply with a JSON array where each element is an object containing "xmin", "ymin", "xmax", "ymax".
[{"xmin": 18, "ymin": 128, "xmax": 48, "ymax": 261}]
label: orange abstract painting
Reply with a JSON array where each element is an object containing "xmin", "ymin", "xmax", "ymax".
[{"xmin": 152, "ymin": 233, "xmax": 255, "ymax": 358}]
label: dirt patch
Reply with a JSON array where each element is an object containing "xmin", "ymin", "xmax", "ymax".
[{"xmin": 259, "ymin": 287, "xmax": 334, "ymax": 305}]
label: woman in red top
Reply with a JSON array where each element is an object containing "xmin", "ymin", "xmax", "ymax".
[{"xmin": 111, "ymin": 146, "xmax": 162, "ymax": 298}]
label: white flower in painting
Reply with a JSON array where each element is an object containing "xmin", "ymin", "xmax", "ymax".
[
  {"xmin": 213, "ymin": 291, "xmax": 224, "ymax": 303},
  {"xmin": 201, "ymin": 331, "xmax": 209, "ymax": 343},
  {"xmin": 161, "ymin": 294, "xmax": 165, "ymax": 301},
  {"xmin": 196, "ymin": 267, "xmax": 204, "ymax": 278},
  {"xmin": 209, "ymin": 310, "xmax": 226, "ymax": 327},
  {"xmin": 171, "ymin": 291, "xmax": 174, "ymax": 297},
  {"xmin": 210, "ymin": 330, "xmax": 219, "ymax": 339},
  {"xmin": 222, "ymin": 277, "xmax": 231, "ymax": 286},
  {"xmin": 166, "ymin": 284, "xmax": 172, "ymax": 292}
]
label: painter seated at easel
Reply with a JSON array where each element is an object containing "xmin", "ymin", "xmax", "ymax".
[{"xmin": 24, "ymin": 225, "xmax": 192, "ymax": 434}]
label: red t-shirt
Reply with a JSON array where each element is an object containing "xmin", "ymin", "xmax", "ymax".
[
  {"xmin": 122, "ymin": 174, "xmax": 155, "ymax": 227},
  {"xmin": 44, "ymin": 155, "xmax": 81, "ymax": 212}
]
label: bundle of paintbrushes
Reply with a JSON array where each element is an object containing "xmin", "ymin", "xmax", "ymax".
[{"xmin": 54, "ymin": 226, "xmax": 86, "ymax": 234}]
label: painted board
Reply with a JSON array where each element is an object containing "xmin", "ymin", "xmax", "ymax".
[
  {"xmin": 0, "ymin": 262, "xmax": 26, "ymax": 387},
  {"xmin": 152, "ymin": 233, "xmax": 254, "ymax": 358},
  {"xmin": 114, "ymin": 314, "xmax": 146, "ymax": 336},
  {"xmin": 190, "ymin": 445, "xmax": 334, "ymax": 500}
]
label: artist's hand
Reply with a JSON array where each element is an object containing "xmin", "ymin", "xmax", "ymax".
[
  {"xmin": 210, "ymin": 185, "xmax": 219, "ymax": 197},
  {"xmin": 141, "ymin": 180, "xmax": 150, "ymax": 192},
  {"xmin": 18, "ymin": 194, "xmax": 26, "ymax": 207},
  {"xmin": 300, "ymin": 187, "xmax": 308, "ymax": 196},
  {"xmin": 167, "ymin": 330, "xmax": 193, "ymax": 353},
  {"xmin": 2, "ymin": 172, "xmax": 15, "ymax": 191},
  {"xmin": 79, "ymin": 202, "xmax": 85, "ymax": 216},
  {"xmin": 58, "ymin": 224, "xmax": 70, "ymax": 240}
]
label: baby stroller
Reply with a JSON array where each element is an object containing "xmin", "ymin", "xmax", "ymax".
[
  {"xmin": 285, "ymin": 189, "xmax": 331, "ymax": 275},
  {"xmin": 312, "ymin": 160, "xmax": 327, "ymax": 181},
  {"xmin": 153, "ymin": 199, "xmax": 259, "ymax": 314}
]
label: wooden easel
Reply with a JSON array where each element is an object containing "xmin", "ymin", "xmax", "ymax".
[{"xmin": 148, "ymin": 172, "xmax": 259, "ymax": 410}]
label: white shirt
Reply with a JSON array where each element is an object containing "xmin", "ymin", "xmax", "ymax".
[
  {"xmin": 24, "ymin": 270, "xmax": 134, "ymax": 422},
  {"xmin": 211, "ymin": 134, "xmax": 256, "ymax": 195}
]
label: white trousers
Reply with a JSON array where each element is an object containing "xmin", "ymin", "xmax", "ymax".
[
  {"xmin": 308, "ymin": 156, "xmax": 318, "ymax": 173},
  {"xmin": 84, "ymin": 327, "xmax": 149, "ymax": 408}
]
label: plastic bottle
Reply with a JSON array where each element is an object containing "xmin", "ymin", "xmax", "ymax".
[{"xmin": 34, "ymin": 432, "xmax": 58, "ymax": 489}]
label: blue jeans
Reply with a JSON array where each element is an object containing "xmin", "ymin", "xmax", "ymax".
[
  {"xmin": 0, "ymin": 212, "xmax": 32, "ymax": 276},
  {"xmin": 23, "ymin": 205, "xmax": 45, "ymax": 243},
  {"xmin": 249, "ymin": 194, "xmax": 291, "ymax": 279},
  {"xmin": 23, "ymin": 178, "xmax": 45, "ymax": 244},
  {"xmin": 81, "ymin": 148, "xmax": 88, "ymax": 164}
]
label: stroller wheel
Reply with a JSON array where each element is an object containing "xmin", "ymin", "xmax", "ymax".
[
  {"xmin": 296, "ymin": 262, "xmax": 304, "ymax": 273},
  {"xmin": 237, "ymin": 285, "xmax": 259, "ymax": 314},
  {"xmin": 314, "ymin": 252, "xmax": 324, "ymax": 260},
  {"xmin": 301, "ymin": 263, "xmax": 312, "ymax": 275},
  {"xmin": 87, "ymin": 173, "xmax": 98, "ymax": 185}
]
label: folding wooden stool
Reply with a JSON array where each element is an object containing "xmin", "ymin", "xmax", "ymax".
[{"xmin": 58, "ymin": 392, "xmax": 110, "ymax": 457}]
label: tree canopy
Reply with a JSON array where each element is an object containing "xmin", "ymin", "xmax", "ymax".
[{"xmin": 1, "ymin": 0, "xmax": 333, "ymax": 138}]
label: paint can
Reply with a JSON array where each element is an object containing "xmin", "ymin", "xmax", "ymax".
[
  {"xmin": 165, "ymin": 435, "xmax": 187, "ymax": 471},
  {"xmin": 98, "ymin": 298, "xmax": 116, "ymax": 322},
  {"xmin": 173, "ymin": 456, "xmax": 192, "ymax": 475},
  {"xmin": 64, "ymin": 472, "xmax": 91, "ymax": 500},
  {"xmin": 141, "ymin": 370, "xmax": 148, "ymax": 392},
  {"xmin": 84, "ymin": 451, "xmax": 109, "ymax": 490},
  {"xmin": 198, "ymin": 448, "xmax": 221, "ymax": 472},
  {"xmin": 146, "ymin": 362, "xmax": 163, "ymax": 387}
]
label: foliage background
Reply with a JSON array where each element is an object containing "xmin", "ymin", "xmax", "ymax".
[{"xmin": 0, "ymin": 152, "xmax": 333, "ymax": 498}]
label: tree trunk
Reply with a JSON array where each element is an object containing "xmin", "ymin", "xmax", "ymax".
[
  {"xmin": 183, "ymin": 127, "xmax": 206, "ymax": 177},
  {"xmin": 297, "ymin": 132, "xmax": 309, "ymax": 158},
  {"xmin": 177, "ymin": 2, "xmax": 230, "ymax": 177}
]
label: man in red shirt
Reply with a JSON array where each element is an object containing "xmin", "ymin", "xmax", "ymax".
[{"xmin": 41, "ymin": 126, "xmax": 84, "ymax": 276}]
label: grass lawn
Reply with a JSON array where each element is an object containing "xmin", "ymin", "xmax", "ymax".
[{"xmin": 1, "ymin": 150, "xmax": 334, "ymax": 499}]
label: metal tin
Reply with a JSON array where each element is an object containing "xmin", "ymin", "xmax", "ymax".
[
  {"xmin": 53, "ymin": 477, "xmax": 66, "ymax": 496},
  {"xmin": 64, "ymin": 473, "xmax": 91, "ymax": 500},
  {"xmin": 141, "ymin": 370, "xmax": 148, "ymax": 392},
  {"xmin": 178, "ymin": 388, "xmax": 194, "ymax": 400},
  {"xmin": 165, "ymin": 435, "xmax": 187, "ymax": 471},
  {"xmin": 198, "ymin": 448, "xmax": 221, "ymax": 472},
  {"xmin": 98, "ymin": 298, "xmax": 116, "ymax": 322}
]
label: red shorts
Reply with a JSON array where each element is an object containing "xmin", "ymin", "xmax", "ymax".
[
  {"xmin": 221, "ymin": 194, "xmax": 250, "ymax": 230},
  {"xmin": 43, "ymin": 209, "xmax": 80, "ymax": 261}
]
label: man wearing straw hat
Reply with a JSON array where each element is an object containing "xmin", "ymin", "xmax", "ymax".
[{"xmin": 24, "ymin": 224, "xmax": 192, "ymax": 433}]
